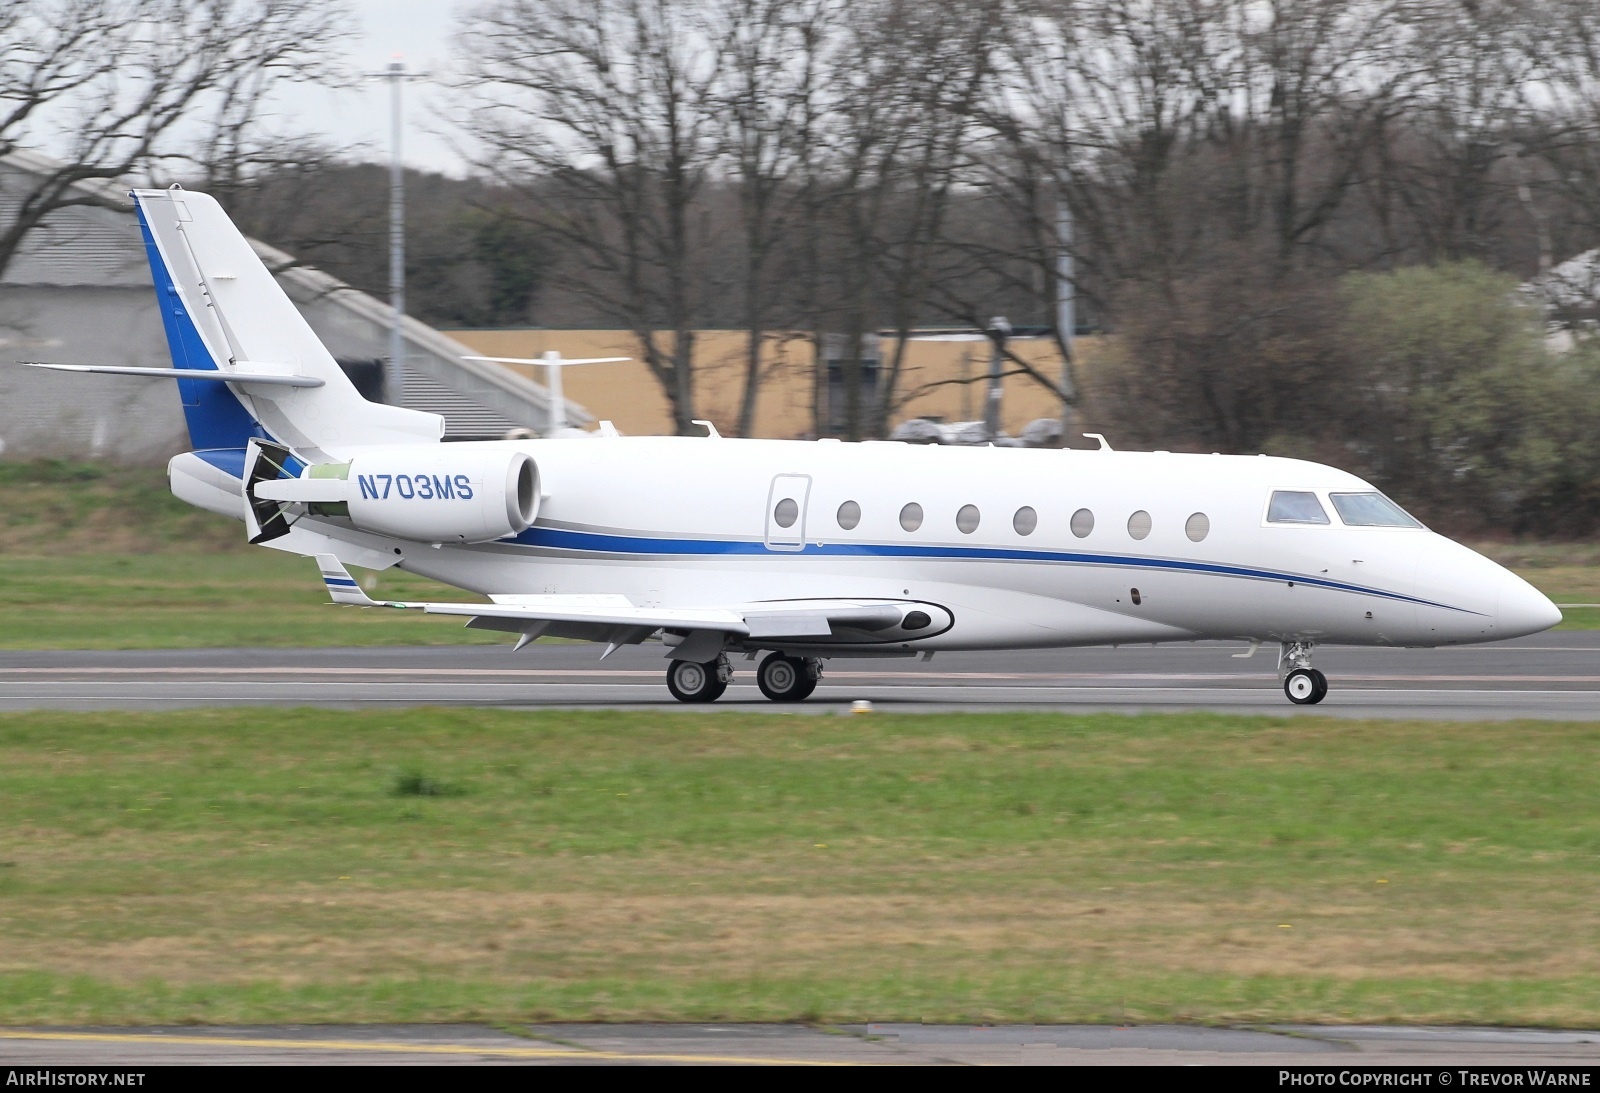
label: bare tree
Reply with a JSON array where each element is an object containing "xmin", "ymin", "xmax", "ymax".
[
  {"xmin": 184, "ymin": 3, "xmax": 352, "ymax": 204},
  {"xmin": 789, "ymin": 0, "xmax": 1000, "ymax": 440},
  {"xmin": 457, "ymin": 0, "xmax": 724, "ymax": 435},
  {"xmin": 791, "ymin": 0, "xmax": 913, "ymax": 440},
  {"xmin": 0, "ymin": 0, "xmax": 352, "ymax": 279},
  {"xmin": 1375, "ymin": 0, "xmax": 1540, "ymax": 264},
  {"xmin": 865, "ymin": 0, "xmax": 1002, "ymax": 436},
  {"xmin": 1526, "ymin": 0, "xmax": 1600, "ymax": 266},
  {"xmin": 952, "ymin": 0, "xmax": 1224, "ymax": 429},
  {"xmin": 712, "ymin": 0, "xmax": 835, "ymax": 438},
  {"xmin": 958, "ymin": 0, "xmax": 1417, "ymax": 449}
]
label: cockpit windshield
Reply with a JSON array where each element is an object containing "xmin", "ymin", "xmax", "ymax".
[
  {"xmin": 1329, "ymin": 491, "xmax": 1422, "ymax": 528},
  {"xmin": 1267, "ymin": 490, "xmax": 1330, "ymax": 524}
]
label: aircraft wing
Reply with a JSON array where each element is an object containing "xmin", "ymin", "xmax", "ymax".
[
  {"xmin": 316, "ymin": 555, "xmax": 742, "ymax": 628},
  {"xmin": 313, "ymin": 555, "xmax": 933, "ymax": 646}
]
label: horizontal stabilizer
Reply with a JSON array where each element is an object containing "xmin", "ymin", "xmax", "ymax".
[{"xmin": 19, "ymin": 362, "xmax": 324, "ymax": 387}]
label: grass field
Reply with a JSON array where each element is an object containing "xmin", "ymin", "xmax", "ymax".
[
  {"xmin": 1, "ymin": 708, "xmax": 1599, "ymax": 1027},
  {"xmin": 0, "ymin": 462, "xmax": 496, "ymax": 648},
  {"xmin": 0, "ymin": 553, "xmax": 497, "ymax": 649}
]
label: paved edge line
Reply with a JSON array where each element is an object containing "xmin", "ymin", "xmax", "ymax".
[{"xmin": 0, "ymin": 1029, "xmax": 864, "ymax": 1066}]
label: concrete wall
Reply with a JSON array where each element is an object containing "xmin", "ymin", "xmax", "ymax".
[
  {"xmin": 0, "ymin": 154, "xmax": 570, "ymax": 460},
  {"xmin": 0, "ymin": 285, "xmax": 190, "ymax": 462}
]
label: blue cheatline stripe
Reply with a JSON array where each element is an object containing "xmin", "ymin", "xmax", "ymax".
[
  {"xmin": 133, "ymin": 196, "xmax": 271, "ymax": 453},
  {"xmin": 194, "ymin": 448, "xmax": 249, "ymax": 478},
  {"xmin": 323, "ymin": 578, "xmax": 359, "ymax": 588},
  {"xmin": 504, "ymin": 525, "xmax": 1480, "ymax": 615}
]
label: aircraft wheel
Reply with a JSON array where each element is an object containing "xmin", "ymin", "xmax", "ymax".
[
  {"xmin": 667, "ymin": 659, "xmax": 726, "ymax": 703},
  {"xmin": 757, "ymin": 653, "xmax": 815, "ymax": 702},
  {"xmin": 1284, "ymin": 667, "xmax": 1324, "ymax": 705}
]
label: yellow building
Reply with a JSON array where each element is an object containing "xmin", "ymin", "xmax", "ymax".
[{"xmin": 447, "ymin": 328, "xmax": 1106, "ymax": 439}]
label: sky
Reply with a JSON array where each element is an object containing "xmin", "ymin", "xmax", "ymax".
[{"xmin": 276, "ymin": 0, "xmax": 476, "ymax": 176}]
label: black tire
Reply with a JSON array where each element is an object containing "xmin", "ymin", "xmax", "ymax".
[
  {"xmin": 667, "ymin": 659, "xmax": 725, "ymax": 703},
  {"xmin": 1309, "ymin": 668, "xmax": 1328, "ymax": 704},
  {"xmin": 1284, "ymin": 667, "xmax": 1320, "ymax": 705},
  {"xmin": 757, "ymin": 653, "xmax": 813, "ymax": 702}
]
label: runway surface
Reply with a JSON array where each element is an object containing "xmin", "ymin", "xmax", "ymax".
[
  {"xmin": 4, "ymin": 1022, "xmax": 1600, "ymax": 1066},
  {"xmin": 0, "ymin": 633, "xmax": 1595, "ymax": 718}
]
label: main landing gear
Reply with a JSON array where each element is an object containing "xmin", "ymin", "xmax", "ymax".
[
  {"xmin": 1279, "ymin": 641, "xmax": 1328, "ymax": 705},
  {"xmin": 756, "ymin": 652, "xmax": 820, "ymax": 702},
  {"xmin": 666, "ymin": 654, "xmax": 732, "ymax": 703},
  {"xmin": 664, "ymin": 652, "xmax": 823, "ymax": 703}
]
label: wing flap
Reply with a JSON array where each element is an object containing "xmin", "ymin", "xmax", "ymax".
[
  {"xmin": 314, "ymin": 555, "xmax": 749, "ymax": 632},
  {"xmin": 420, "ymin": 599, "xmax": 749, "ymax": 631}
]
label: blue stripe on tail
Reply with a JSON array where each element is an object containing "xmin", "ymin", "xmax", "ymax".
[{"xmin": 134, "ymin": 196, "xmax": 269, "ymax": 454}]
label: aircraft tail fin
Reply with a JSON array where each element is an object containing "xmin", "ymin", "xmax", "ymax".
[{"xmin": 131, "ymin": 187, "xmax": 444, "ymax": 462}]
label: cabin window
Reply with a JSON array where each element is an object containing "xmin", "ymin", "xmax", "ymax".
[
  {"xmin": 1329, "ymin": 491, "xmax": 1422, "ymax": 528},
  {"xmin": 1267, "ymin": 490, "xmax": 1330, "ymax": 524},
  {"xmin": 836, "ymin": 500, "xmax": 861, "ymax": 530},
  {"xmin": 1013, "ymin": 506, "xmax": 1037, "ymax": 536},
  {"xmin": 899, "ymin": 502, "xmax": 924, "ymax": 532},
  {"xmin": 1185, "ymin": 512, "xmax": 1210, "ymax": 542},
  {"xmin": 1127, "ymin": 510, "xmax": 1152, "ymax": 540},
  {"xmin": 956, "ymin": 504, "xmax": 981, "ymax": 534},
  {"xmin": 773, "ymin": 497, "xmax": 799, "ymax": 528},
  {"xmin": 1070, "ymin": 508, "xmax": 1094, "ymax": 538}
]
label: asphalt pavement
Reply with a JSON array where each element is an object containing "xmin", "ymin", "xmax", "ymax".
[
  {"xmin": 4, "ymin": 1022, "xmax": 1600, "ymax": 1066},
  {"xmin": 0, "ymin": 633, "xmax": 1594, "ymax": 718}
]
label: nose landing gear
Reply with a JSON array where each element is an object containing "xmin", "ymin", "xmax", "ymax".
[{"xmin": 1279, "ymin": 641, "xmax": 1328, "ymax": 705}]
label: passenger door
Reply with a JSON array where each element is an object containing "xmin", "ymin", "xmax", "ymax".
[{"xmin": 764, "ymin": 474, "xmax": 811, "ymax": 551}]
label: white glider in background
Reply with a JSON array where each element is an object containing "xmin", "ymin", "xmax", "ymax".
[
  {"xmin": 37, "ymin": 185, "xmax": 1563, "ymax": 705},
  {"xmin": 460, "ymin": 352, "xmax": 629, "ymax": 438}
]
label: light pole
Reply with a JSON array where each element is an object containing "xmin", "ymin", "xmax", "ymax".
[
  {"xmin": 985, "ymin": 315, "xmax": 1012, "ymax": 442},
  {"xmin": 1056, "ymin": 196, "xmax": 1077, "ymax": 442},
  {"xmin": 370, "ymin": 58, "xmax": 427, "ymax": 407}
]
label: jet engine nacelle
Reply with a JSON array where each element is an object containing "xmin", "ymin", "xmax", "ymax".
[{"xmin": 254, "ymin": 444, "xmax": 540, "ymax": 544}]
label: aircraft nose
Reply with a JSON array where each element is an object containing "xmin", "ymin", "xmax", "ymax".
[{"xmin": 1498, "ymin": 570, "xmax": 1563, "ymax": 638}]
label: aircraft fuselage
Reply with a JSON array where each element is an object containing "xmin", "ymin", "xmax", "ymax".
[{"xmin": 380, "ymin": 435, "xmax": 1558, "ymax": 655}]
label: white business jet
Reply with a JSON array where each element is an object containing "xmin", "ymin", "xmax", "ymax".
[{"xmin": 31, "ymin": 189, "xmax": 1563, "ymax": 705}]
